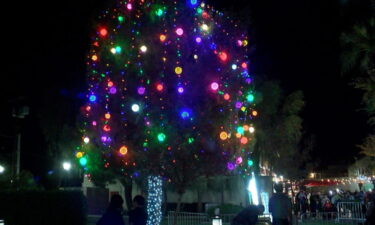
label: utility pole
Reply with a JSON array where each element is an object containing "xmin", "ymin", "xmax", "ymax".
[{"xmin": 12, "ymin": 105, "xmax": 29, "ymax": 176}]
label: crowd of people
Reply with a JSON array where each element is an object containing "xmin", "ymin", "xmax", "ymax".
[{"xmin": 294, "ymin": 188, "xmax": 374, "ymax": 215}]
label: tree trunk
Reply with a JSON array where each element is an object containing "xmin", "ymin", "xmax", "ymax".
[
  {"xmin": 173, "ymin": 192, "xmax": 184, "ymax": 225},
  {"xmin": 197, "ymin": 190, "xmax": 203, "ymax": 212},
  {"xmin": 124, "ymin": 180, "xmax": 133, "ymax": 211}
]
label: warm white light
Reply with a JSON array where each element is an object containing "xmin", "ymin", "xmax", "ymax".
[
  {"xmin": 132, "ymin": 104, "xmax": 140, "ymax": 112},
  {"xmin": 83, "ymin": 137, "xmax": 90, "ymax": 144},
  {"xmin": 201, "ymin": 24, "xmax": 209, "ymax": 31},
  {"xmin": 0, "ymin": 165, "xmax": 5, "ymax": 174},
  {"xmin": 62, "ymin": 162, "xmax": 72, "ymax": 171},
  {"xmin": 140, "ymin": 45, "xmax": 147, "ymax": 53},
  {"xmin": 249, "ymin": 127, "xmax": 255, "ymax": 133}
]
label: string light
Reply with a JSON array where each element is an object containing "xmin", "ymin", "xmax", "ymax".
[{"xmin": 146, "ymin": 176, "xmax": 163, "ymax": 225}]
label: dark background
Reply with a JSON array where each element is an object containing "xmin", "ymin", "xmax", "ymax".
[{"xmin": 1, "ymin": 0, "xmax": 373, "ymax": 176}]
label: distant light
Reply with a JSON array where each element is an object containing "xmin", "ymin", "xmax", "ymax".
[
  {"xmin": 248, "ymin": 160, "xmax": 254, "ymax": 167},
  {"xmin": 249, "ymin": 127, "xmax": 255, "ymax": 133},
  {"xmin": 138, "ymin": 87, "xmax": 146, "ymax": 95},
  {"xmin": 131, "ymin": 104, "xmax": 140, "ymax": 112},
  {"xmin": 157, "ymin": 133, "xmax": 166, "ymax": 142},
  {"xmin": 177, "ymin": 87, "xmax": 184, "ymax": 94},
  {"xmin": 140, "ymin": 45, "xmax": 147, "ymax": 53},
  {"xmin": 180, "ymin": 110, "xmax": 191, "ymax": 119},
  {"xmin": 220, "ymin": 131, "xmax": 228, "ymax": 140},
  {"xmin": 160, "ymin": 34, "xmax": 167, "ymax": 42},
  {"xmin": 0, "ymin": 165, "xmax": 4, "ymax": 174},
  {"xmin": 190, "ymin": 0, "xmax": 198, "ymax": 6},
  {"xmin": 236, "ymin": 157, "xmax": 243, "ymax": 165},
  {"xmin": 201, "ymin": 24, "xmax": 209, "ymax": 31},
  {"xmin": 83, "ymin": 137, "xmax": 90, "ymax": 144},
  {"xmin": 109, "ymin": 87, "xmax": 117, "ymax": 94},
  {"xmin": 227, "ymin": 162, "xmax": 235, "ymax": 171},
  {"xmin": 62, "ymin": 162, "xmax": 72, "ymax": 171},
  {"xmin": 156, "ymin": 83, "xmax": 164, "ymax": 92},
  {"xmin": 126, "ymin": 3, "xmax": 132, "ymax": 10},
  {"xmin": 211, "ymin": 82, "xmax": 219, "ymax": 91},
  {"xmin": 176, "ymin": 28, "xmax": 184, "ymax": 36},
  {"xmin": 89, "ymin": 95, "xmax": 97, "ymax": 102},
  {"xmin": 196, "ymin": 37, "xmax": 202, "ymax": 43},
  {"xmin": 155, "ymin": 8, "xmax": 164, "ymax": 16},
  {"xmin": 91, "ymin": 55, "xmax": 98, "ymax": 61},
  {"xmin": 232, "ymin": 64, "xmax": 237, "ymax": 70},
  {"xmin": 224, "ymin": 94, "xmax": 230, "ymax": 100},
  {"xmin": 247, "ymin": 94, "xmax": 255, "ymax": 102},
  {"xmin": 119, "ymin": 146, "xmax": 128, "ymax": 155},
  {"xmin": 240, "ymin": 137, "xmax": 248, "ymax": 144},
  {"xmin": 99, "ymin": 28, "xmax": 108, "ymax": 37},
  {"xmin": 76, "ymin": 152, "xmax": 83, "ymax": 158},
  {"xmin": 175, "ymin": 67, "xmax": 183, "ymax": 75},
  {"xmin": 79, "ymin": 157, "xmax": 88, "ymax": 166},
  {"xmin": 218, "ymin": 52, "xmax": 228, "ymax": 62},
  {"xmin": 118, "ymin": 16, "xmax": 124, "ymax": 22},
  {"xmin": 237, "ymin": 127, "xmax": 244, "ymax": 135}
]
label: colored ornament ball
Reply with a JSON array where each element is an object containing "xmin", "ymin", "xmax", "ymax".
[{"xmin": 119, "ymin": 146, "xmax": 128, "ymax": 155}]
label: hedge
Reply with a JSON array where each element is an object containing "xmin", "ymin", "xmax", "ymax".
[{"xmin": 0, "ymin": 190, "xmax": 87, "ymax": 225}]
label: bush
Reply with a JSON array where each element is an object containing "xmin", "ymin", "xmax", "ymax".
[
  {"xmin": 0, "ymin": 190, "xmax": 87, "ymax": 225},
  {"xmin": 207, "ymin": 204, "xmax": 244, "ymax": 217}
]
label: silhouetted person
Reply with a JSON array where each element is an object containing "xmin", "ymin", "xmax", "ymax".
[
  {"xmin": 231, "ymin": 205, "xmax": 264, "ymax": 225},
  {"xmin": 365, "ymin": 191, "xmax": 375, "ymax": 225},
  {"xmin": 129, "ymin": 195, "xmax": 147, "ymax": 225},
  {"xmin": 97, "ymin": 194, "xmax": 125, "ymax": 225},
  {"xmin": 269, "ymin": 184, "xmax": 292, "ymax": 225}
]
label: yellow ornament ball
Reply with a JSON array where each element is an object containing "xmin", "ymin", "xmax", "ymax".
[
  {"xmin": 236, "ymin": 133, "xmax": 242, "ymax": 138},
  {"xmin": 243, "ymin": 40, "xmax": 249, "ymax": 46},
  {"xmin": 220, "ymin": 131, "xmax": 228, "ymax": 140},
  {"xmin": 252, "ymin": 110, "xmax": 258, "ymax": 116},
  {"xmin": 175, "ymin": 67, "xmax": 183, "ymax": 75},
  {"xmin": 119, "ymin": 146, "xmax": 128, "ymax": 155},
  {"xmin": 76, "ymin": 152, "xmax": 83, "ymax": 158}
]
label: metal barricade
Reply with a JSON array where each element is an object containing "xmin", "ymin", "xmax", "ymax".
[
  {"xmin": 167, "ymin": 211, "xmax": 211, "ymax": 225},
  {"xmin": 337, "ymin": 201, "xmax": 366, "ymax": 223}
]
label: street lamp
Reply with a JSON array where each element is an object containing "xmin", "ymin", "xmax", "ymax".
[
  {"xmin": 0, "ymin": 165, "xmax": 5, "ymax": 174},
  {"xmin": 62, "ymin": 162, "xmax": 72, "ymax": 171}
]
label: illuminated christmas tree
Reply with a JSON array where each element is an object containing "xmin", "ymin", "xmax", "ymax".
[{"xmin": 77, "ymin": 0, "xmax": 256, "ymax": 224}]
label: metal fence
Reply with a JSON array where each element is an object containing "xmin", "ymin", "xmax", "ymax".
[
  {"xmin": 167, "ymin": 212, "xmax": 272, "ymax": 225},
  {"xmin": 167, "ymin": 211, "xmax": 211, "ymax": 225},
  {"xmin": 337, "ymin": 201, "xmax": 366, "ymax": 223},
  {"xmin": 297, "ymin": 202, "xmax": 368, "ymax": 225}
]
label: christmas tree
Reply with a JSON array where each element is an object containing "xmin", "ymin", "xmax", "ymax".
[{"xmin": 77, "ymin": 1, "xmax": 256, "ymax": 224}]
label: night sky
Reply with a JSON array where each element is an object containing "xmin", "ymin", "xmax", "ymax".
[{"xmin": 1, "ymin": 0, "xmax": 373, "ymax": 176}]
